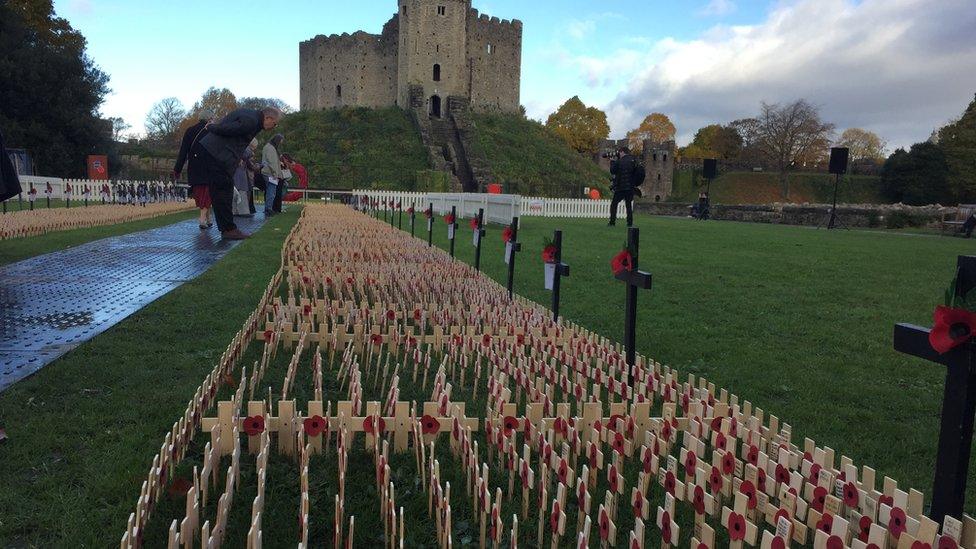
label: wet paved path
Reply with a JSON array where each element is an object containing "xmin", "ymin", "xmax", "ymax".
[{"xmin": 0, "ymin": 214, "xmax": 267, "ymax": 392}]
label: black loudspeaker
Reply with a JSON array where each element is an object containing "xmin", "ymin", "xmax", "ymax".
[
  {"xmin": 702, "ymin": 159, "xmax": 717, "ymax": 180},
  {"xmin": 829, "ymin": 147, "xmax": 849, "ymax": 175}
]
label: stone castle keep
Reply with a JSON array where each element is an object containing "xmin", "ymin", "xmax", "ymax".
[{"xmin": 299, "ymin": 0, "xmax": 522, "ymax": 117}]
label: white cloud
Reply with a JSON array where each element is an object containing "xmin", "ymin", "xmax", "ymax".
[
  {"xmin": 566, "ymin": 20, "xmax": 596, "ymax": 40},
  {"xmin": 698, "ymin": 0, "xmax": 736, "ymax": 17},
  {"xmin": 601, "ymin": 0, "xmax": 976, "ymax": 149}
]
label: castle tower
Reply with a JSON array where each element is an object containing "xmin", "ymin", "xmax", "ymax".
[{"xmin": 397, "ymin": 0, "xmax": 471, "ymax": 117}]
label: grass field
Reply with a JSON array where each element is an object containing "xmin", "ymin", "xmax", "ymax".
[
  {"xmin": 0, "ymin": 209, "xmax": 197, "ymax": 266},
  {"xmin": 412, "ymin": 212, "xmax": 976, "ymax": 517},
  {"xmin": 0, "ymin": 209, "xmax": 302, "ymax": 546},
  {"xmin": 669, "ymin": 170, "xmax": 884, "ymax": 204}
]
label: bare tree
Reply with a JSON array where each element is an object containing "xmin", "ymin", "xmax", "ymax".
[
  {"xmin": 238, "ymin": 96, "xmax": 293, "ymax": 114},
  {"xmin": 754, "ymin": 100, "xmax": 834, "ymax": 199},
  {"xmin": 145, "ymin": 97, "xmax": 187, "ymax": 147},
  {"xmin": 107, "ymin": 117, "xmax": 131, "ymax": 142}
]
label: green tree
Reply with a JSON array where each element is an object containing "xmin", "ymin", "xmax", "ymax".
[
  {"xmin": 545, "ymin": 96, "xmax": 610, "ymax": 156},
  {"xmin": 880, "ymin": 142, "xmax": 950, "ymax": 205},
  {"xmin": 938, "ymin": 95, "xmax": 976, "ymax": 203},
  {"xmin": 680, "ymin": 124, "xmax": 743, "ymax": 161},
  {"xmin": 0, "ymin": 0, "xmax": 111, "ymax": 177},
  {"xmin": 837, "ymin": 128, "xmax": 887, "ymax": 163},
  {"xmin": 626, "ymin": 113, "xmax": 676, "ymax": 154},
  {"xmin": 238, "ymin": 97, "xmax": 293, "ymax": 114}
]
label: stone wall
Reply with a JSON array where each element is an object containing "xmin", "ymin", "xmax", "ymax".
[
  {"xmin": 466, "ymin": 11, "xmax": 522, "ymax": 113},
  {"xmin": 635, "ymin": 202, "xmax": 951, "ymax": 228}
]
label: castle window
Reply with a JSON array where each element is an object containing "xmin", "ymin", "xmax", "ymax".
[
  {"xmin": 403, "ymin": 5, "xmax": 407, "ymax": 14},
  {"xmin": 336, "ymin": 85, "xmax": 342, "ymax": 98},
  {"xmin": 657, "ymin": 174, "xmax": 661, "ymax": 181},
  {"xmin": 433, "ymin": 64, "xmax": 441, "ymax": 81},
  {"xmin": 653, "ymin": 153, "xmax": 657, "ymax": 162},
  {"xmin": 663, "ymin": 154, "xmax": 667, "ymax": 162},
  {"xmin": 437, "ymin": 5, "xmax": 445, "ymax": 15}
]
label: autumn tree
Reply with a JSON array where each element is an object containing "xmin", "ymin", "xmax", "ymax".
[
  {"xmin": 626, "ymin": 113, "xmax": 676, "ymax": 154},
  {"xmin": 679, "ymin": 124, "xmax": 742, "ymax": 161},
  {"xmin": 938, "ymin": 94, "xmax": 976, "ymax": 203},
  {"xmin": 837, "ymin": 128, "xmax": 887, "ymax": 163},
  {"xmin": 545, "ymin": 96, "xmax": 610, "ymax": 156},
  {"xmin": 753, "ymin": 99, "xmax": 834, "ymax": 200},
  {"xmin": 145, "ymin": 97, "xmax": 186, "ymax": 148},
  {"xmin": 238, "ymin": 96, "xmax": 293, "ymax": 114}
]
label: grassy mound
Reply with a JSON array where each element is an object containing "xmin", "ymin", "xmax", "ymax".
[
  {"xmin": 670, "ymin": 170, "xmax": 884, "ymax": 204},
  {"xmin": 274, "ymin": 107, "xmax": 430, "ymax": 190},
  {"xmin": 468, "ymin": 113, "xmax": 610, "ymax": 197}
]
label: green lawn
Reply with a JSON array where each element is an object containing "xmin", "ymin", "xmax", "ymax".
[
  {"xmin": 410, "ymin": 212, "xmax": 976, "ymax": 517},
  {"xmin": 0, "ymin": 209, "xmax": 198, "ymax": 266},
  {"xmin": 0, "ymin": 209, "xmax": 302, "ymax": 547}
]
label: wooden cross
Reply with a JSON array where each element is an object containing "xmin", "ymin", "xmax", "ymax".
[
  {"xmin": 547, "ymin": 230, "xmax": 571, "ymax": 323},
  {"xmin": 722, "ymin": 492, "xmax": 759, "ymax": 548},
  {"xmin": 473, "ymin": 208, "xmax": 486, "ymax": 271},
  {"xmin": 893, "ymin": 255, "xmax": 976, "ymax": 523},
  {"xmin": 656, "ymin": 492, "xmax": 680, "ymax": 549},
  {"xmin": 506, "ymin": 216, "xmax": 523, "ymax": 300},
  {"xmin": 614, "ymin": 227, "xmax": 653, "ymax": 387}
]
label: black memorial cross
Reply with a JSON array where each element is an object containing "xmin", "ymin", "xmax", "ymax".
[
  {"xmin": 893, "ymin": 254, "xmax": 976, "ymax": 524},
  {"xmin": 548, "ymin": 230, "xmax": 571, "ymax": 323},
  {"xmin": 506, "ymin": 217, "xmax": 522, "ymax": 300},
  {"xmin": 398, "ymin": 202, "xmax": 403, "ymax": 230},
  {"xmin": 427, "ymin": 202, "xmax": 434, "ymax": 247},
  {"xmin": 448, "ymin": 205, "xmax": 458, "ymax": 259},
  {"xmin": 473, "ymin": 208, "xmax": 487, "ymax": 271},
  {"xmin": 614, "ymin": 227, "xmax": 653, "ymax": 387},
  {"xmin": 410, "ymin": 202, "xmax": 416, "ymax": 238}
]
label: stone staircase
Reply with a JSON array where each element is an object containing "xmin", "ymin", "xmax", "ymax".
[{"xmin": 428, "ymin": 117, "xmax": 476, "ymax": 192}]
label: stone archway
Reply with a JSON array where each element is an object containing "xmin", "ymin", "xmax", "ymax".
[{"xmin": 430, "ymin": 95, "xmax": 442, "ymax": 118}]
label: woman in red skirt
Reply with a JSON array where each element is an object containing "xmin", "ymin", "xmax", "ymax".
[{"xmin": 174, "ymin": 110, "xmax": 215, "ymax": 229}]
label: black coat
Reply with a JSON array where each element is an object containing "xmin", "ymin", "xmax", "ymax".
[
  {"xmin": 0, "ymin": 128, "xmax": 23, "ymax": 201},
  {"xmin": 199, "ymin": 108, "xmax": 264, "ymax": 175},
  {"xmin": 610, "ymin": 154, "xmax": 640, "ymax": 192},
  {"xmin": 175, "ymin": 121, "xmax": 210, "ymax": 187}
]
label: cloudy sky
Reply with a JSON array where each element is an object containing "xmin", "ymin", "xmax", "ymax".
[{"xmin": 56, "ymin": 0, "xmax": 976, "ymax": 150}]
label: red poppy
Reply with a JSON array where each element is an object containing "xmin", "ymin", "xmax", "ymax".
[
  {"xmin": 304, "ymin": 415, "xmax": 326, "ymax": 437},
  {"xmin": 363, "ymin": 416, "xmax": 386, "ymax": 434},
  {"xmin": 243, "ymin": 415, "xmax": 265, "ymax": 436},
  {"xmin": 693, "ymin": 485, "xmax": 706, "ymax": 515},
  {"xmin": 661, "ymin": 510, "xmax": 673, "ymax": 544},
  {"xmin": 722, "ymin": 451, "xmax": 735, "ymax": 475},
  {"xmin": 888, "ymin": 507, "xmax": 907, "ymax": 539},
  {"xmin": 482, "ymin": 333, "xmax": 492, "ymax": 347},
  {"xmin": 503, "ymin": 416, "xmax": 519, "ymax": 436},
  {"xmin": 263, "ymin": 330, "xmax": 273, "ymax": 341},
  {"xmin": 371, "ymin": 334, "xmax": 383, "ymax": 347},
  {"xmin": 407, "ymin": 206, "xmax": 415, "ymax": 214},
  {"xmin": 775, "ymin": 463, "xmax": 790, "ymax": 484},
  {"xmin": 938, "ymin": 537, "xmax": 959, "ymax": 549},
  {"xmin": 610, "ymin": 250, "xmax": 633, "ymax": 276},
  {"xmin": 709, "ymin": 466, "xmax": 723, "ymax": 494},
  {"xmin": 774, "ymin": 508, "xmax": 791, "ymax": 529},
  {"xmin": 740, "ymin": 479, "xmax": 757, "ymax": 510},
  {"xmin": 550, "ymin": 500, "xmax": 562, "ymax": 533},
  {"xmin": 685, "ymin": 451, "xmax": 698, "ymax": 477},
  {"xmin": 444, "ymin": 213, "xmax": 455, "ymax": 225},
  {"xmin": 642, "ymin": 448, "xmax": 653, "ymax": 473},
  {"xmin": 878, "ymin": 494, "xmax": 894, "ymax": 507},
  {"xmin": 710, "ymin": 415, "xmax": 723, "ymax": 433},
  {"xmin": 558, "ymin": 459, "xmax": 569, "ymax": 484},
  {"xmin": 386, "ymin": 309, "xmax": 396, "ymax": 321},
  {"xmin": 929, "ymin": 305, "xmax": 976, "ymax": 353},
  {"xmin": 843, "ymin": 481, "xmax": 860, "ymax": 508},
  {"xmin": 771, "ymin": 536, "xmax": 787, "ymax": 549},
  {"xmin": 662, "ymin": 420, "xmax": 673, "ymax": 441},
  {"xmin": 612, "ymin": 432, "xmax": 625, "ymax": 454},
  {"xmin": 469, "ymin": 218, "xmax": 480, "ymax": 230},
  {"xmin": 747, "ymin": 445, "xmax": 759, "ymax": 465},
  {"xmin": 664, "ymin": 470, "xmax": 676, "ymax": 495},
  {"xmin": 810, "ymin": 463, "xmax": 822, "ymax": 484},
  {"xmin": 715, "ymin": 432, "xmax": 727, "ymax": 451},
  {"xmin": 816, "ymin": 513, "xmax": 833, "ymax": 535},
  {"xmin": 541, "ymin": 245, "xmax": 557, "ymax": 264},
  {"xmin": 167, "ymin": 477, "xmax": 193, "ymax": 499},
  {"xmin": 609, "ymin": 465, "xmax": 620, "ymax": 493},
  {"xmin": 502, "ymin": 226, "xmax": 514, "ymax": 243},
  {"xmin": 858, "ymin": 516, "xmax": 873, "ymax": 542},
  {"xmin": 812, "ymin": 486, "xmax": 828, "ymax": 512},
  {"xmin": 757, "ymin": 467, "xmax": 768, "ymax": 492},
  {"xmin": 421, "ymin": 415, "xmax": 440, "ymax": 434},
  {"xmin": 827, "ymin": 536, "xmax": 845, "ymax": 549},
  {"xmin": 599, "ymin": 509, "xmax": 610, "ymax": 540},
  {"xmin": 727, "ymin": 512, "xmax": 746, "ymax": 541}
]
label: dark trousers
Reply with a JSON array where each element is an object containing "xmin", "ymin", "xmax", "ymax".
[
  {"xmin": 202, "ymin": 151, "xmax": 237, "ymax": 233},
  {"xmin": 609, "ymin": 190, "xmax": 634, "ymax": 226},
  {"xmin": 963, "ymin": 213, "xmax": 976, "ymax": 237}
]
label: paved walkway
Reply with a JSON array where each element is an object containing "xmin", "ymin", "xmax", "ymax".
[{"xmin": 0, "ymin": 214, "xmax": 267, "ymax": 392}]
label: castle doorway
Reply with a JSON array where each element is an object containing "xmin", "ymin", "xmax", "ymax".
[{"xmin": 430, "ymin": 95, "xmax": 442, "ymax": 118}]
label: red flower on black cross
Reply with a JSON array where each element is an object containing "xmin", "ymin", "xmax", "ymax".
[
  {"xmin": 610, "ymin": 250, "xmax": 633, "ymax": 276},
  {"xmin": 421, "ymin": 415, "xmax": 440, "ymax": 434},
  {"xmin": 243, "ymin": 415, "xmax": 265, "ymax": 436},
  {"xmin": 816, "ymin": 513, "xmax": 834, "ymax": 535},
  {"xmin": 929, "ymin": 305, "xmax": 976, "ymax": 354},
  {"xmin": 889, "ymin": 507, "xmax": 907, "ymax": 538},
  {"xmin": 303, "ymin": 415, "xmax": 325, "ymax": 437},
  {"xmin": 844, "ymin": 481, "xmax": 860, "ymax": 508},
  {"xmin": 727, "ymin": 512, "xmax": 746, "ymax": 541}
]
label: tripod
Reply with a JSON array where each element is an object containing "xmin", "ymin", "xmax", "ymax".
[{"xmin": 817, "ymin": 173, "xmax": 848, "ymax": 230}]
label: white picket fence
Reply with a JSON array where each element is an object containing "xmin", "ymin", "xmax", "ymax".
[
  {"xmin": 354, "ymin": 189, "xmax": 624, "ymax": 222},
  {"xmin": 17, "ymin": 176, "xmax": 184, "ymax": 199}
]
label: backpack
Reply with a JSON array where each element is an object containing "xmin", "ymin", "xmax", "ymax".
[{"xmin": 633, "ymin": 162, "xmax": 646, "ymax": 186}]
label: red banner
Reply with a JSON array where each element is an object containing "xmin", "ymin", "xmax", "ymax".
[{"xmin": 87, "ymin": 155, "xmax": 109, "ymax": 180}]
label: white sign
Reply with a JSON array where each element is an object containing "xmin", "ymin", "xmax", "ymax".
[
  {"xmin": 544, "ymin": 263, "xmax": 555, "ymax": 290},
  {"xmin": 472, "ymin": 230, "xmax": 480, "ymax": 247},
  {"xmin": 448, "ymin": 225, "xmax": 455, "ymax": 240},
  {"xmin": 504, "ymin": 242, "xmax": 513, "ymax": 264},
  {"xmin": 427, "ymin": 218, "xmax": 433, "ymax": 232}
]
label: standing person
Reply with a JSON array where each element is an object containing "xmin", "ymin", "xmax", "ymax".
[
  {"xmin": 174, "ymin": 110, "xmax": 214, "ymax": 229},
  {"xmin": 245, "ymin": 139, "xmax": 260, "ymax": 214},
  {"xmin": 608, "ymin": 146, "xmax": 644, "ymax": 227},
  {"xmin": 231, "ymin": 139, "xmax": 258, "ymax": 217},
  {"xmin": 0, "ymin": 128, "xmax": 23, "ymax": 202},
  {"xmin": 261, "ymin": 133, "xmax": 285, "ymax": 217},
  {"xmin": 199, "ymin": 107, "xmax": 282, "ymax": 239}
]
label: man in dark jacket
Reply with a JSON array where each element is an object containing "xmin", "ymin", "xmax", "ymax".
[
  {"xmin": 174, "ymin": 110, "xmax": 213, "ymax": 228},
  {"xmin": 608, "ymin": 146, "xmax": 642, "ymax": 227},
  {"xmin": 198, "ymin": 107, "xmax": 282, "ymax": 239},
  {"xmin": 1, "ymin": 128, "xmax": 23, "ymax": 202}
]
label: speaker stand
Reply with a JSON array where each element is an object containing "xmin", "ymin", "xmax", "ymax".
[{"xmin": 817, "ymin": 173, "xmax": 849, "ymax": 230}]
